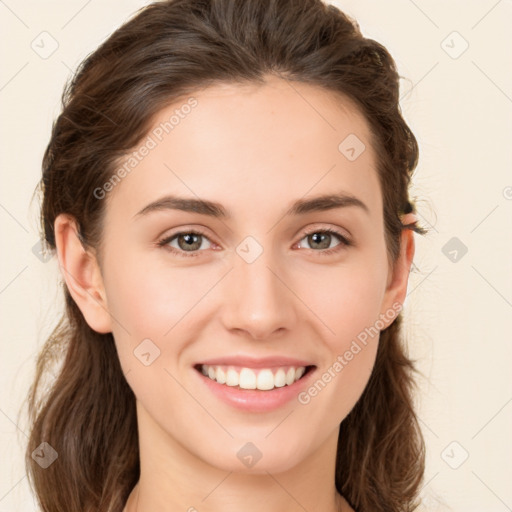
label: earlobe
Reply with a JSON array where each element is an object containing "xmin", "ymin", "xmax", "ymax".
[{"xmin": 54, "ymin": 214, "xmax": 112, "ymax": 334}]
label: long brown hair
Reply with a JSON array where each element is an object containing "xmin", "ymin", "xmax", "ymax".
[{"xmin": 23, "ymin": 0, "xmax": 427, "ymax": 510}]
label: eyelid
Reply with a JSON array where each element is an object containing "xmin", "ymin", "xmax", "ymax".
[
  {"xmin": 157, "ymin": 226, "xmax": 216, "ymax": 258},
  {"xmin": 295, "ymin": 223, "xmax": 352, "ymax": 244},
  {"xmin": 157, "ymin": 223, "xmax": 353, "ymax": 258}
]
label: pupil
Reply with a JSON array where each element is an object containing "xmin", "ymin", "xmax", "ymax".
[
  {"xmin": 179, "ymin": 233, "xmax": 200, "ymax": 250},
  {"xmin": 310, "ymin": 232, "xmax": 329, "ymax": 249}
]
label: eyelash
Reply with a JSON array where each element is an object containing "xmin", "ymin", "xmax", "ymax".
[{"xmin": 157, "ymin": 227, "xmax": 352, "ymax": 259}]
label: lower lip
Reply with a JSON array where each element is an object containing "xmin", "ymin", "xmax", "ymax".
[{"xmin": 194, "ymin": 366, "xmax": 316, "ymax": 413}]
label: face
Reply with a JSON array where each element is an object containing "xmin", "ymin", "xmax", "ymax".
[{"xmin": 64, "ymin": 76, "xmax": 411, "ymax": 474}]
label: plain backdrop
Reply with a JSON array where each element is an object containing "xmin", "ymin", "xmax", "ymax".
[{"xmin": 1, "ymin": 1, "xmax": 511, "ymax": 511}]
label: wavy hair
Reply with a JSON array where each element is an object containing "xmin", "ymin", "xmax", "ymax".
[{"xmin": 23, "ymin": 0, "xmax": 427, "ymax": 510}]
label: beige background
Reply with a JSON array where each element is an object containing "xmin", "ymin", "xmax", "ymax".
[{"xmin": 1, "ymin": 1, "xmax": 511, "ymax": 510}]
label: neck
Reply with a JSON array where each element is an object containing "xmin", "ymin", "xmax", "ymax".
[{"xmin": 125, "ymin": 481, "xmax": 350, "ymax": 512}]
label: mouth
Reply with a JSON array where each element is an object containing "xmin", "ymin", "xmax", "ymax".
[{"xmin": 193, "ymin": 363, "xmax": 316, "ymax": 391}]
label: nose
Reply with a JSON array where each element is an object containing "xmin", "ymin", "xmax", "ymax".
[{"xmin": 219, "ymin": 247, "xmax": 297, "ymax": 340}]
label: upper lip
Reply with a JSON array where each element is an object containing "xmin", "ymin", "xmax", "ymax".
[{"xmin": 195, "ymin": 355, "xmax": 315, "ymax": 369}]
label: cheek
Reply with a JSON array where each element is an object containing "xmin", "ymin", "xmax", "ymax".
[
  {"xmin": 101, "ymin": 254, "xmax": 203, "ymax": 409},
  {"xmin": 296, "ymin": 256, "xmax": 387, "ymax": 409},
  {"xmin": 302, "ymin": 255, "xmax": 388, "ymax": 348},
  {"xmin": 103, "ymin": 253, "xmax": 210, "ymax": 337}
]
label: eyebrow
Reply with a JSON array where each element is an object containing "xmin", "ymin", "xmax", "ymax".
[{"xmin": 133, "ymin": 191, "xmax": 369, "ymax": 219}]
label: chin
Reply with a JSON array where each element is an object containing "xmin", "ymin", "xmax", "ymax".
[{"xmin": 201, "ymin": 439, "xmax": 307, "ymax": 475}]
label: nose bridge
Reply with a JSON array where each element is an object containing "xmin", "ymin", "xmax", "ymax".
[{"xmin": 220, "ymin": 240, "xmax": 296, "ymax": 338}]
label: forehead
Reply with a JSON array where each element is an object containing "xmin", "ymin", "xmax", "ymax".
[{"xmin": 106, "ymin": 76, "xmax": 382, "ymax": 223}]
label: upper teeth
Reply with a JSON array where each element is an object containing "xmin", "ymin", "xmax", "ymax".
[{"xmin": 200, "ymin": 364, "xmax": 306, "ymax": 390}]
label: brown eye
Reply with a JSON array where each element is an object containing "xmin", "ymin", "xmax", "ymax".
[
  {"xmin": 158, "ymin": 230, "xmax": 214, "ymax": 258},
  {"xmin": 176, "ymin": 233, "xmax": 203, "ymax": 251},
  {"xmin": 306, "ymin": 232, "xmax": 333, "ymax": 250},
  {"xmin": 297, "ymin": 228, "xmax": 352, "ymax": 256}
]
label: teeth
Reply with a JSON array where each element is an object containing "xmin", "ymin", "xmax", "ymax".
[
  {"xmin": 257, "ymin": 369, "xmax": 275, "ymax": 390},
  {"xmin": 216, "ymin": 367, "xmax": 226, "ymax": 384},
  {"xmin": 226, "ymin": 368, "xmax": 239, "ymax": 386},
  {"xmin": 200, "ymin": 364, "xmax": 308, "ymax": 390},
  {"xmin": 274, "ymin": 368, "xmax": 286, "ymax": 388}
]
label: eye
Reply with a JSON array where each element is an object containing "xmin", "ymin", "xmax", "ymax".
[
  {"xmin": 295, "ymin": 228, "xmax": 352, "ymax": 256},
  {"xmin": 157, "ymin": 229, "xmax": 214, "ymax": 258},
  {"xmin": 157, "ymin": 226, "xmax": 352, "ymax": 258}
]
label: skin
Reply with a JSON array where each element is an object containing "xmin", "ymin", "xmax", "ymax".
[{"xmin": 54, "ymin": 75, "xmax": 415, "ymax": 512}]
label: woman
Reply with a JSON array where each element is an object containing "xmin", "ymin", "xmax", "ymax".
[{"xmin": 24, "ymin": 0, "xmax": 427, "ymax": 510}]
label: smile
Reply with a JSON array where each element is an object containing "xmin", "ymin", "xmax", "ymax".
[{"xmin": 198, "ymin": 364, "xmax": 313, "ymax": 391}]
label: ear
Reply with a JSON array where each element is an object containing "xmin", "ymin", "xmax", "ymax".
[
  {"xmin": 378, "ymin": 213, "xmax": 416, "ymax": 328},
  {"xmin": 54, "ymin": 214, "xmax": 112, "ymax": 334}
]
